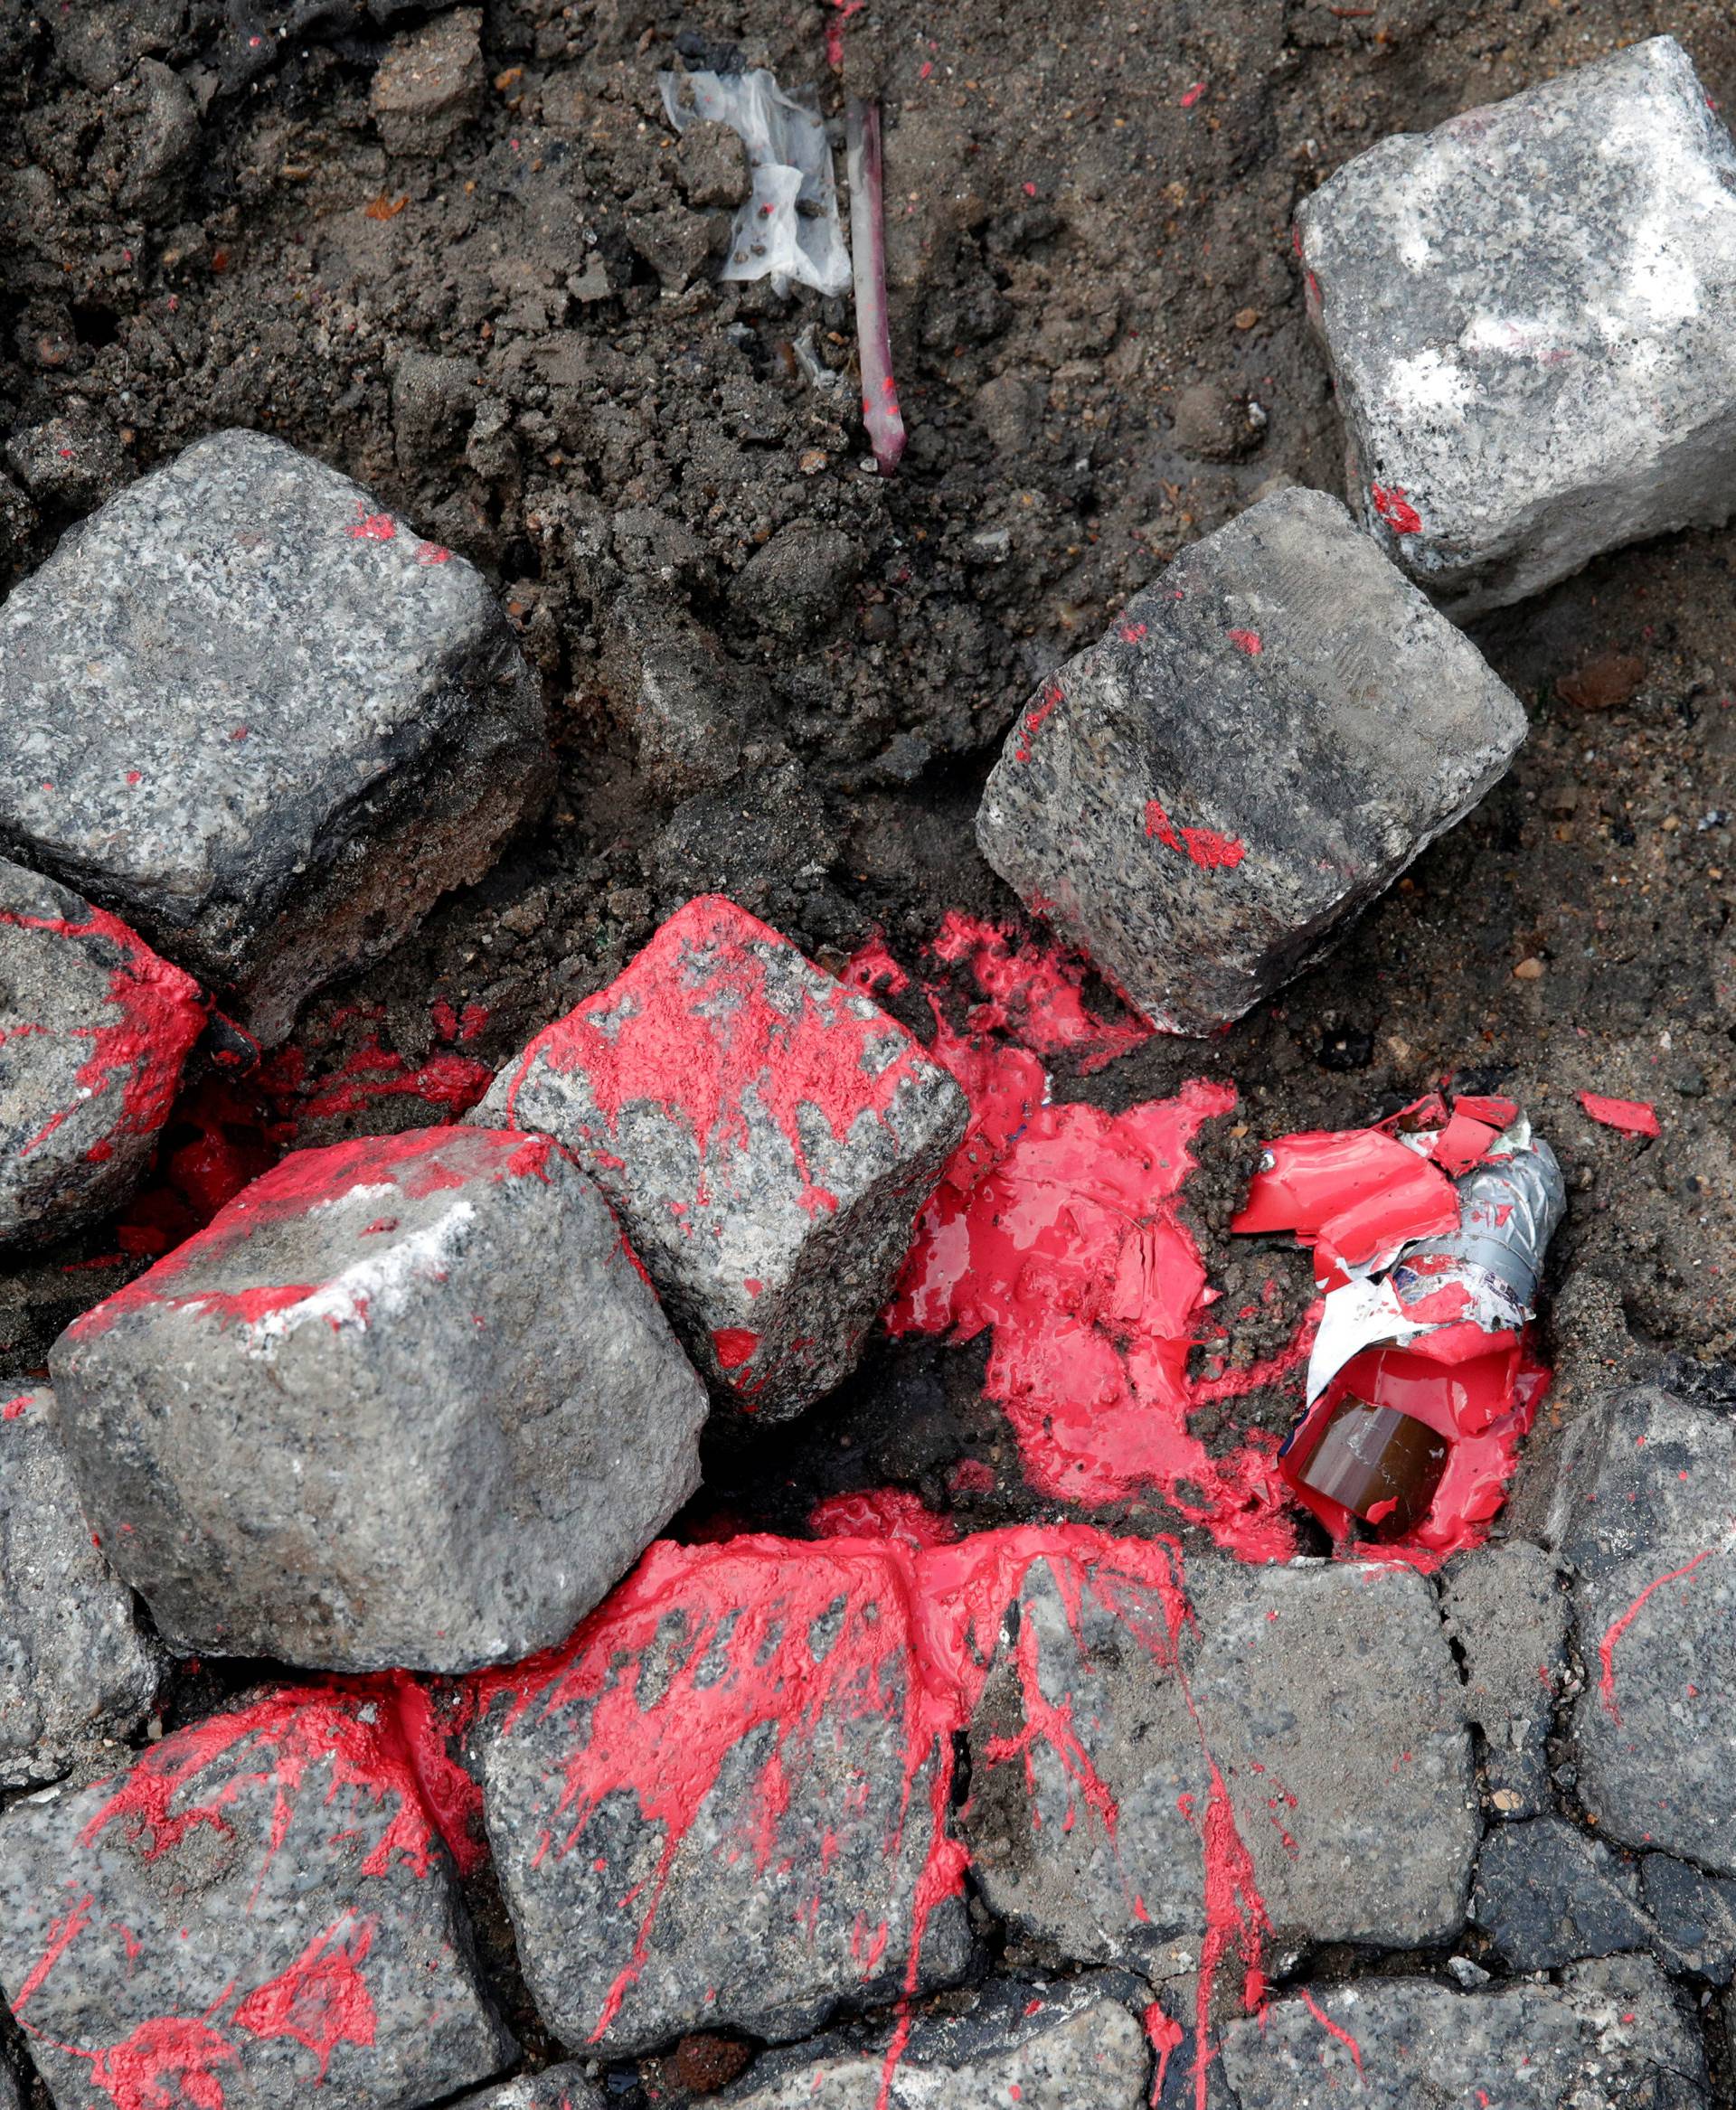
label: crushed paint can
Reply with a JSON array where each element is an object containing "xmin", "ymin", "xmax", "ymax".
[{"xmin": 1277, "ymin": 1114, "xmax": 1564, "ymax": 1550}]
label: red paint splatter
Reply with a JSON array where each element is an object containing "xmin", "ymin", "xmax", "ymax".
[
  {"xmin": 1180, "ymin": 80, "xmax": 1206, "ymax": 107},
  {"xmin": 0, "ymin": 901, "xmax": 206, "ymax": 1166},
  {"xmin": 1144, "ymin": 2003, "xmax": 1184, "ymax": 2105},
  {"xmin": 76, "ymin": 1685, "xmax": 451, "ymax": 1883},
  {"xmin": 924, "ymin": 913, "xmax": 1152, "ymax": 1074},
  {"xmin": 71, "ymin": 1128, "xmax": 554, "ymax": 1340},
  {"xmin": 1226, "ymin": 629, "xmax": 1262, "ymax": 656},
  {"xmin": 429, "ymin": 1001, "xmax": 489, "ymax": 1045},
  {"xmin": 1012, "ymin": 680, "xmax": 1063, "ymax": 763},
  {"xmin": 1370, "ymin": 485, "xmax": 1422, "ymax": 534},
  {"xmin": 290, "ymin": 1040, "xmax": 493, "ymax": 1121},
  {"xmin": 1144, "ymin": 799, "xmax": 1247, "ymax": 871},
  {"xmin": 1598, "ymin": 1550, "xmax": 1716, "ymax": 1723},
  {"xmin": 1295, "ymin": 1987, "xmax": 1363, "ymax": 2074},
  {"xmin": 825, "ymin": 0, "xmax": 864, "ymax": 68},
  {"xmin": 232, "ymin": 1917, "xmax": 378, "ymax": 2077},
  {"xmin": 344, "ymin": 506, "xmax": 396, "ymax": 542},
  {"xmin": 497, "ymin": 898, "xmax": 948, "ymax": 1390},
  {"xmin": 1579, "ymin": 1092, "xmax": 1661, "ymax": 1138},
  {"xmin": 808, "ymin": 1487, "xmax": 959, "ymax": 1551},
  {"xmin": 82, "ymin": 2016, "xmax": 240, "ymax": 2110},
  {"xmin": 414, "ymin": 542, "xmax": 450, "ymax": 566},
  {"xmin": 2, "ymin": 1393, "xmax": 33, "ymax": 1420},
  {"xmin": 477, "ymin": 1524, "xmax": 1269, "ymax": 2103},
  {"xmin": 711, "ymin": 1326, "xmax": 760, "ymax": 1371},
  {"xmin": 888, "ymin": 1050, "xmax": 1303, "ymax": 1555},
  {"xmin": 948, "ymin": 1458, "xmax": 996, "ymax": 1497}
]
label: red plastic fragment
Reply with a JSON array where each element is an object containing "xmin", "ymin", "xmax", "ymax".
[
  {"xmin": 1231, "ymin": 1128, "xmax": 1460, "ymax": 1284},
  {"xmin": 1579, "ymin": 1091, "xmax": 1661, "ymax": 1137}
]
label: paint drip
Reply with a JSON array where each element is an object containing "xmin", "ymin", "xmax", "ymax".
[
  {"xmin": 0, "ymin": 900, "xmax": 206, "ymax": 1167},
  {"xmin": 467, "ymin": 1522, "xmax": 1270, "ymax": 2108}
]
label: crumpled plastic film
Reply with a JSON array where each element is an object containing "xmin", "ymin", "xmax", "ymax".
[{"xmin": 657, "ymin": 69, "xmax": 851, "ymax": 297}]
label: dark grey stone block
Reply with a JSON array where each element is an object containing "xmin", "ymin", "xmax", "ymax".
[
  {"xmin": 476, "ymin": 1535, "xmax": 973, "ymax": 2058},
  {"xmin": 0, "ymin": 1685, "xmax": 516, "ymax": 2107},
  {"xmin": 0, "ymin": 429, "xmax": 548, "ymax": 1045},
  {"xmin": 1, "ymin": 859, "xmax": 206, "ymax": 1248},
  {"xmin": 476, "ymin": 895, "xmax": 967, "ymax": 1418},
  {"xmin": 1296, "ymin": 36, "xmax": 1736, "ymax": 617},
  {"xmin": 1439, "ymin": 1540, "xmax": 1568, "ymax": 1818},
  {"xmin": 1470, "ymin": 1816, "xmax": 1653, "ymax": 1971},
  {"xmin": 1552, "ymin": 1387, "xmax": 1736, "ymax": 1872},
  {"xmin": 1220, "ymin": 1956, "xmax": 1706, "ymax": 2110},
  {"xmin": 975, "ymin": 487, "xmax": 1526, "ymax": 1034},
  {"xmin": 0, "ymin": 1388, "xmax": 156, "ymax": 1788},
  {"xmin": 48, "ymin": 1125, "xmax": 707, "ymax": 1673},
  {"xmin": 963, "ymin": 1552, "xmax": 1476, "ymax": 1959},
  {"xmin": 712, "ymin": 1972, "xmax": 1153, "ymax": 2109},
  {"xmin": 1641, "ymin": 1853, "xmax": 1736, "ymax": 1983}
]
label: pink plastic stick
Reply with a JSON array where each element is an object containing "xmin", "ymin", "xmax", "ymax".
[{"xmin": 845, "ymin": 98, "xmax": 906, "ymax": 476}]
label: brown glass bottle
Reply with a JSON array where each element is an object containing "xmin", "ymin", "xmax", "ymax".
[{"xmin": 1291, "ymin": 1390, "xmax": 1449, "ymax": 1539}]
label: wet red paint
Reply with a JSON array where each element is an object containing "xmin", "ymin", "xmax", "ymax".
[
  {"xmin": 1180, "ymin": 80, "xmax": 1206, "ymax": 107},
  {"xmin": 0, "ymin": 902, "xmax": 205, "ymax": 1166},
  {"xmin": 2, "ymin": 1393, "xmax": 33, "ymax": 1419},
  {"xmin": 478, "ymin": 1525, "xmax": 1268, "ymax": 2106},
  {"xmin": 1598, "ymin": 1550, "xmax": 1715, "ymax": 1723},
  {"xmin": 889, "ymin": 1053, "xmax": 1303, "ymax": 1556},
  {"xmin": 711, "ymin": 1326, "xmax": 760, "ymax": 1371},
  {"xmin": 1145, "ymin": 799, "xmax": 1247, "ymax": 871},
  {"xmin": 289, "ymin": 1040, "xmax": 493, "ymax": 1121},
  {"xmin": 345, "ymin": 506, "xmax": 396, "ymax": 542},
  {"xmin": 1370, "ymin": 484, "xmax": 1422, "ymax": 534},
  {"xmin": 497, "ymin": 899, "xmax": 939, "ymax": 1387},
  {"xmin": 808, "ymin": 1486, "xmax": 959, "ymax": 1550},
  {"xmin": 1580, "ymin": 1091, "xmax": 1661, "ymax": 1138},
  {"xmin": 924, "ymin": 912, "xmax": 1152, "ymax": 1074},
  {"xmin": 1232, "ymin": 1127, "xmax": 1459, "ymax": 1286},
  {"xmin": 72, "ymin": 1128, "xmax": 553, "ymax": 1339},
  {"xmin": 1144, "ymin": 2002, "xmax": 1184, "ymax": 2105},
  {"xmin": 232, "ymin": 1918, "xmax": 377, "ymax": 2077}
]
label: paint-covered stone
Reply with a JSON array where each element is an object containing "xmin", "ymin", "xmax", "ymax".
[
  {"xmin": 0, "ymin": 1685, "xmax": 516, "ymax": 2107},
  {"xmin": 1220, "ymin": 1955, "xmax": 1706, "ymax": 2110},
  {"xmin": 964, "ymin": 1552, "xmax": 1476, "ymax": 1960},
  {"xmin": 0, "ymin": 1388, "xmax": 156, "ymax": 1789},
  {"xmin": 1296, "ymin": 36, "xmax": 1736, "ymax": 617},
  {"xmin": 0, "ymin": 429, "xmax": 548, "ymax": 1046},
  {"xmin": 47, "ymin": 1126, "xmax": 707, "ymax": 1673},
  {"xmin": 1550, "ymin": 1386, "xmax": 1736, "ymax": 1872},
  {"xmin": 476, "ymin": 1535, "xmax": 974, "ymax": 2058},
  {"xmin": 711, "ymin": 1971, "xmax": 1155, "ymax": 2109},
  {"xmin": 476, "ymin": 895, "xmax": 967, "ymax": 1417},
  {"xmin": 449, "ymin": 2062, "xmax": 605, "ymax": 2108},
  {"xmin": 1439, "ymin": 1539, "xmax": 1567, "ymax": 1819},
  {"xmin": 1, "ymin": 860, "xmax": 205, "ymax": 1248},
  {"xmin": 975, "ymin": 487, "xmax": 1525, "ymax": 1035},
  {"xmin": 1470, "ymin": 1816, "xmax": 1655, "ymax": 1972}
]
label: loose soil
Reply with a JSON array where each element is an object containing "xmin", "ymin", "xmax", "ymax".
[{"xmin": 4, "ymin": 0, "xmax": 1736, "ymax": 2090}]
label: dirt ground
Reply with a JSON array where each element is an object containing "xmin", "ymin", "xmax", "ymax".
[{"xmin": 5, "ymin": 0, "xmax": 1736, "ymax": 2071}]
